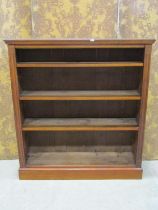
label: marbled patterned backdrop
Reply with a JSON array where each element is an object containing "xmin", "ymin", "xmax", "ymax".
[{"xmin": 0, "ymin": 0, "xmax": 157, "ymax": 159}]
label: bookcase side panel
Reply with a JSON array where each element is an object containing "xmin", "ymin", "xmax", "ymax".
[
  {"xmin": 136, "ymin": 44, "xmax": 152, "ymax": 167},
  {"xmin": 8, "ymin": 45, "xmax": 26, "ymax": 167}
]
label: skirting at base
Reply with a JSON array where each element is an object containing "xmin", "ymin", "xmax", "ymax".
[{"xmin": 19, "ymin": 167, "xmax": 142, "ymax": 180}]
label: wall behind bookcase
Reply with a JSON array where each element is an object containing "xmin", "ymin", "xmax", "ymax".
[{"xmin": 0, "ymin": 0, "xmax": 157, "ymax": 159}]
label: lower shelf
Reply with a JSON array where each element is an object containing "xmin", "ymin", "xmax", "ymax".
[{"xmin": 19, "ymin": 167, "xmax": 142, "ymax": 180}]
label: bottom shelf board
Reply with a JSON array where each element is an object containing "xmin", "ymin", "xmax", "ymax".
[{"xmin": 26, "ymin": 151, "xmax": 135, "ymax": 166}]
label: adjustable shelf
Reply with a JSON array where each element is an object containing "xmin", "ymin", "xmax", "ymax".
[
  {"xmin": 16, "ymin": 61, "xmax": 144, "ymax": 68},
  {"xmin": 5, "ymin": 39, "xmax": 154, "ymax": 180},
  {"xmin": 22, "ymin": 118, "xmax": 138, "ymax": 131},
  {"xmin": 20, "ymin": 90, "xmax": 141, "ymax": 100}
]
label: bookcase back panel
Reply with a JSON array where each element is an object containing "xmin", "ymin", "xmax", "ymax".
[
  {"xmin": 22, "ymin": 100, "xmax": 139, "ymax": 118},
  {"xmin": 16, "ymin": 48, "xmax": 144, "ymax": 62},
  {"xmin": 19, "ymin": 67, "xmax": 142, "ymax": 91},
  {"xmin": 26, "ymin": 131, "xmax": 136, "ymax": 149}
]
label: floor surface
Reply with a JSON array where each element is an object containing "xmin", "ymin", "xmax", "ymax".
[{"xmin": 0, "ymin": 160, "xmax": 158, "ymax": 210}]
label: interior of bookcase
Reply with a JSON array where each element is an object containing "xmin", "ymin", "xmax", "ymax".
[
  {"xmin": 25, "ymin": 131, "xmax": 137, "ymax": 166},
  {"xmin": 16, "ymin": 47, "xmax": 144, "ymax": 167}
]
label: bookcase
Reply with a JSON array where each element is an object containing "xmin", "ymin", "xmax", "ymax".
[{"xmin": 5, "ymin": 39, "xmax": 154, "ymax": 179}]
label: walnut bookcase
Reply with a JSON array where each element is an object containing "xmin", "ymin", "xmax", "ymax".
[{"xmin": 5, "ymin": 39, "xmax": 154, "ymax": 180}]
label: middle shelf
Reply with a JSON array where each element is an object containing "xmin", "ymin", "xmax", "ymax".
[
  {"xmin": 20, "ymin": 90, "xmax": 141, "ymax": 101},
  {"xmin": 16, "ymin": 61, "xmax": 144, "ymax": 68},
  {"xmin": 22, "ymin": 118, "xmax": 138, "ymax": 131}
]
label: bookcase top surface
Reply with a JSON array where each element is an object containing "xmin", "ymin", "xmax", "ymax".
[{"xmin": 4, "ymin": 38, "xmax": 155, "ymax": 45}]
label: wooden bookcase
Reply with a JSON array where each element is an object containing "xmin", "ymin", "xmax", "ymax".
[{"xmin": 5, "ymin": 39, "xmax": 155, "ymax": 180}]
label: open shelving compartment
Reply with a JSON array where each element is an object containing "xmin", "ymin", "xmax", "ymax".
[
  {"xmin": 22, "ymin": 99, "xmax": 139, "ymax": 167},
  {"xmin": 5, "ymin": 39, "xmax": 155, "ymax": 179}
]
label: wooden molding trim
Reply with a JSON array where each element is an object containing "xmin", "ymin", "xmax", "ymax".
[{"xmin": 19, "ymin": 167, "xmax": 142, "ymax": 180}]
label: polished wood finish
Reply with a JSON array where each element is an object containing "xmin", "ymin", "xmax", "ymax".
[
  {"xmin": 22, "ymin": 118, "xmax": 138, "ymax": 131},
  {"xmin": 5, "ymin": 38, "xmax": 155, "ymax": 45},
  {"xmin": 16, "ymin": 62, "xmax": 144, "ymax": 68},
  {"xmin": 19, "ymin": 167, "xmax": 142, "ymax": 180},
  {"xmin": 8, "ymin": 46, "xmax": 26, "ymax": 167},
  {"xmin": 23, "ymin": 127, "xmax": 138, "ymax": 131},
  {"xmin": 136, "ymin": 45, "xmax": 152, "ymax": 166},
  {"xmin": 5, "ymin": 39, "xmax": 154, "ymax": 180},
  {"xmin": 20, "ymin": 90, "xmax": 141, "ymax": 101}
]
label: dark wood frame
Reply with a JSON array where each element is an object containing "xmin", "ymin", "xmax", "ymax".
[{"xmin": 5, "ymin": 39, "xmax": 155, "ymax": 179}]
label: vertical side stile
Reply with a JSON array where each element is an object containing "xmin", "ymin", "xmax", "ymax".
[
  {"xmin": 136, "ymin": 45, "xmax": 152, "ymax": 167},
  {"xmin": 8, "ymin": 45, "xmax": 26, "ymax": 167}
]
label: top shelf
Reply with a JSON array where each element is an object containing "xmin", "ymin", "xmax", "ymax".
[
  {"xmin": 16, "ymin": 62, "xmax": 144, "ymax": 68},
  {"xmin": 5, "ymin": 38, "xmax": 155, "ymax": 45}
]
